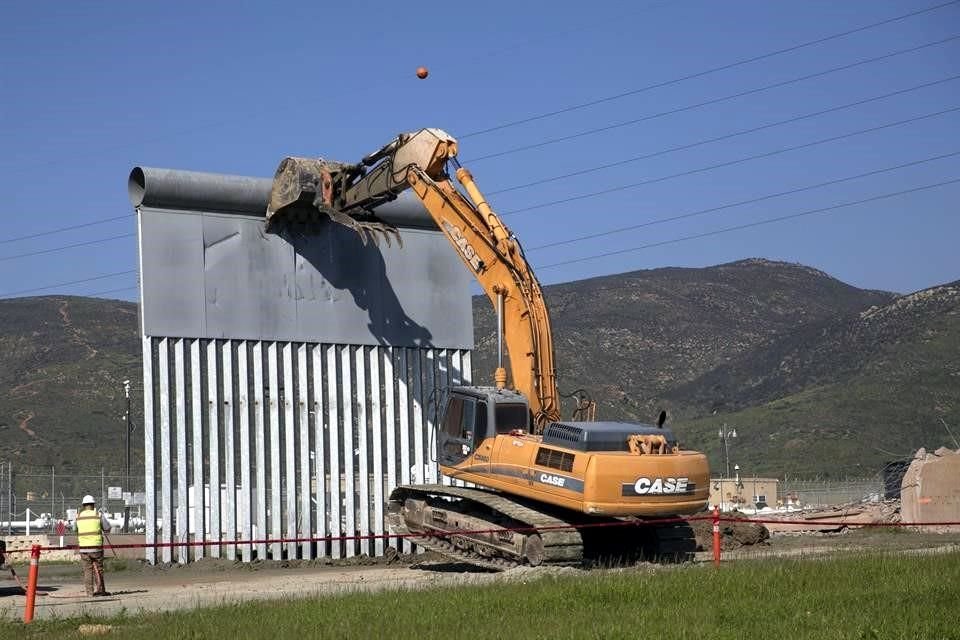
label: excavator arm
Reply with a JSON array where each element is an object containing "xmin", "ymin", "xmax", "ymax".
[{"xmin": 265, "ymin": 128, "xmax": 570, "ymax": 430}]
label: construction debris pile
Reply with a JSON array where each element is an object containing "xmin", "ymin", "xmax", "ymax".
[
  {"xmin": 755, "ymin": 500, "xmax": 901, "ymax": 535},
  {"xmin": 901, "ymin": 446, "xmax": 960, "ymax": 532},
  {"xmin": 736, "ymin": 446, "xmax": 960, "ymax": 536}
]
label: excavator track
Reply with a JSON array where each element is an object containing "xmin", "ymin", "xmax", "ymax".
[
  {"xmin": 387, "ymin": 485, "xmax": 697, "ymax": 571},
  {"xmin": 388, "ymin": 485, "xmax": 584, "ymax": 570}
]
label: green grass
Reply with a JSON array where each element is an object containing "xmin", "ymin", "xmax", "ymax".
[{"xmin": 6, "ymin": 552, "xmax": 960, "ymax": 640}]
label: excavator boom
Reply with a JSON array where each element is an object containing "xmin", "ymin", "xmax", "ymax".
[{"xmin": 266, "ymin": 128, "xmax": 563, "ymax": 429}]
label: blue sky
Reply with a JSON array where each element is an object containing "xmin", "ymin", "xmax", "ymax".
[{"xmin": 1, "ymin": 0, "xmax": 957, "ymax": 300}]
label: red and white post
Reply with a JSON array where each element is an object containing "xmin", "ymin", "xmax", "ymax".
[
  {"xmin": 712, "ymin": 505, "xmax": 721, "ymax": 567},
  {"xmin": 23, "ymin": 544, "xmax": 41, "ymax": 623}
]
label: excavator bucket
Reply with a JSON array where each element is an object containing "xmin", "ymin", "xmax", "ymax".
[{"xmin": 265, "ymin": 156, "xmax": 402, "ymax": 247}]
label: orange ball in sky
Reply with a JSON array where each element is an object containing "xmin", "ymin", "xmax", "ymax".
[{"xmin": 416, "ymin": 66, "xmax": 429, "ymax": 79}]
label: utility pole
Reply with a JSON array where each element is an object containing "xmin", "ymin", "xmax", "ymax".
[
  {"xmin": 718, "ymin": 424, "xmax": 737, "ymax": 478},
  {"xmin": 124, "ymin": 379, "xmax": 131, "ymax": 533}
]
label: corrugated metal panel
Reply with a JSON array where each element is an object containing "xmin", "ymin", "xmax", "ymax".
[
  {"xmin": 222, "ymin": 341, "xmax": 236, "ymax": 560},
  {"xmin": 282, "ymin": 343, "xmax": 296, "ymax": 560},
  {"xmin": 238, "ymin": 342, "xmax": 253, "ymax": 563},
  {"xmin": 253, "ymin": 342, "xmax": 267, "ymax": 559},
  {"xmin": 175, "ymin": 340, "xmax": 188, "ymax": 564},
  {"xmin": 158, "ymin": 339, "xmax": 172, "ymax": 564},
  {"xmin": 143, "ymin": 337, "xmax": 472, "ymax": 564},
  {"xmin": 297, "ymin": 344, "xmax": 311, "ymax": 560},
  {"xmin": 142, "ymin": 336, "xmax": 156, "ymax": 565},
  {"xmin": 206, "ymin": 340, "xmax": 221, "ymax": 559}
]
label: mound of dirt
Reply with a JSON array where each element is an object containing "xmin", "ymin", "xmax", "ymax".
[{"xmin": 686, "ymin": 515, "xmax": 770, "ymax": 551}]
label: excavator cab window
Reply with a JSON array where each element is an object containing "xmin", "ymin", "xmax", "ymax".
[
  {"xmin": 439, "ymin": 394, "xmax": 477, "ymax": 464},
  {"xmin": 474, "ymin": 401, "xmax": 488, "ymax": 447},
  {"xmin": 494, "ymin": 404, "xmax": 529, "ymax": 434}
]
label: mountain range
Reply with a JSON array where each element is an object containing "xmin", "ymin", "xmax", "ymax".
[{"xmin": 2, "ymin": 259, "xmax": 957, "ymax": 491}]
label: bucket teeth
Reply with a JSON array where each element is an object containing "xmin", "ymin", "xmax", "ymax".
[{"xmin": 314, "ymin": 202, "xmax": 403, "ymax": 248}]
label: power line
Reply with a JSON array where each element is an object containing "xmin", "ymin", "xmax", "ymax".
[
  {"xmin": 4, "ymin": 97, "xmax": 956, "ymax": 270},
  {"xmin": 4, "ymin": 9, "xmax": 957, "ymax": 292},
  {"xmin": 2, "ymin": 3, "xmax": 690, "ymax": 175},
  {"xmin": 16, "ymin": 150, "xmax": 956, "ymax": 300},
  {"xmin": 84, "ymin": 285, "xmax": 139, "ymax": 299},
  {"xmin": 489, "ymin": 73, "xmax": 960, "ymax": 195},
  {"xmin": 8, "ymin": 77, "xmax": 956, "ymax": 261},
  {"xmin": 0, "ymin": 233, "xmax": 135, "ymax": 263},
  {"xmin": 535, "ymin": 178, "xmax": 960, "ymax": 270},
  {"xmin": 0, "ymin": 270, "xmax": 137, "ymax": 299},
  {"xmin": 472, "ymin": 36, "xmax": 960, "ymax": 165},
  {"xmin": 503, "ymin": 105, "xmax": 960, "ymax": 215},
  {"xmin": 0, "ymin": 214, "xmax": 134, "ymax": 245},
  {"xmin": 460, "ymin": 0, "xmax": 960, "ymax": 138},
  {"xmin": 459, "ymin": 0, "xmax": 682, "ymax": 65},
  {"xmin": 528, "ymin": 151, "xmax": 960, "ymax": 251},
  {"xmin": 6, "ymin": 36, "xmax": 955, "ymax": 248}
]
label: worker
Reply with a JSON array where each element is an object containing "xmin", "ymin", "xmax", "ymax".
[{"xmin": 75, "ymin": 495, "xmax": 111, "ymax": 597}]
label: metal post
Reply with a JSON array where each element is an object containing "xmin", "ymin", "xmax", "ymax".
[
  {"xmin": 718, "ymin": 425, "xmax": 736, "ymax": 478},
  {"xmin": 712, "ymin": 506, "xmax": 721, "ymax": 567},
  {"xmin": 51, "ymin": 466, "xmax": 55, "ymax": 522},
  {"xmin": 7, "ymin": 462, "xmax": 12, "ymax": 536},
  {"xmin": 722, "ymin": 436, "xmax": 730, "ymax": 478},
  {"xmin": 23, "ymin": 545, "xmax": 41, "ymax": 623},
  {"xmin": 124, "ymin": 379, "xmax": 131, "ymax": 533}
]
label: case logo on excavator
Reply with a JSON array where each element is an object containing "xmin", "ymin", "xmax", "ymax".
[
  {"xmin": 633, "ymin": 477, "xmax": 689, "ymax": 495},
  {"xmin": 442, "ymin": 220, "xmax": 483, "ymax": 272},
  {"xmin": 539, "ymin": 473, "xmax": 566, "ymax": 487}
]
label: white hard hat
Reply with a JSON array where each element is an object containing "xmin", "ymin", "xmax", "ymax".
[{"xmin": 82, "ymin": 495, "xmax": 96, "ymax": 505}]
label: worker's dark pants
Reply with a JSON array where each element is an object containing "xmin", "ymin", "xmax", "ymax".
[{"xmin": 79, "ymin": 550, "xmax": 105, "ymax": 595}]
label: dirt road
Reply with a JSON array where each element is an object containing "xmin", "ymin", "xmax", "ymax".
[
  {"xmin": 0, "ymin": 556, "xmax": 597, "ymax": 622},
  {"xmin": 2, "ymin": 529, "xmax": 958, "ymax": 622}
]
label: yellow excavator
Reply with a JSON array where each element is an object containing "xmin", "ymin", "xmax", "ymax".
[{"xmin": 265, "ymin": 128, "xmax": 710, "ymax": 569}]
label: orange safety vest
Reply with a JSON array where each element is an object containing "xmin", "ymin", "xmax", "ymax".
[{"xmin": 76, "ymin": 510, "xmax": 103, "ymax": 548}]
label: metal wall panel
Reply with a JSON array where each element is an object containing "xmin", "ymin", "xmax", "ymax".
[
  {"xmin": 175, "ymin": 341, "xmax": 188, "ymax": 564},
  {"xmin": 140, "ymin": 210, "xmax": 472, "ymax": 348},
  {"xmin": 206, "ymin": 341, "xmax": 221, "ymax": 558},
  {"xmin": 268, "ymin": 343, "xmax": 281, "ymax": 560},
  {"xmin": 190, "ymin": 340, "xmax": 204, "ymax": 559},
  {"xmin": 222, "ymin": 341, "xmax": 236, "ymax": 560},
  {"xmin": 142, "ymin": 336, "xmax": 156, "ymax": 565},
  {"xmin": 253, "ymin": 343, "xmax": 267, "ymax": 559},
  {"xmin": 283, "ymin": 343, "xmax": 296, "ymax": 560},
  {"xmin": 136, "ymin": 166, "xmax": 474, "ymax": 564},
  {"xmin": 158, "ymin": 340, "xmax": 172, "ymax": 564},
  {"xmin": 297, "ymin": 344, "xmax": 311, "ymax": 559},
  {"xmin": 325, "ymin": 344, "xmax": 341, "ymax": 559},
  {"xmin": 142, "ymin": 337, "xmax": 471, "ymax": 563},
  {"xmin": 238, "ymin": 342, "xmax": 253, "ymax": 563}
]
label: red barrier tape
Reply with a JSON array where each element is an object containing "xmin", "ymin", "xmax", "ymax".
[
  {"xmin": 27, "ymin": 515, "xmax": 697, "ymax": 553},
  {"xmin": 719, "ymin": 516, "xmax": 960, "ymax": 527},
  {"xmin": 1, "ymin": 514, "xmax": 954, "ymax": 555}
]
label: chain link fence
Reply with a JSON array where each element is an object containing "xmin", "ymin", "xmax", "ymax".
[{"xmin": 0, "ymin": 461, "xmax": 144, "ymax": 534}]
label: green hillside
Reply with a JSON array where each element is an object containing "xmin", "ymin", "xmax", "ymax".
[{"xmin": 1, "ymin": 260, "xmax": 956, "ymax": 486}]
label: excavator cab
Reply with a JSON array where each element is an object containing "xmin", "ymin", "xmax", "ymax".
[{"xmin": 437, "ymin": 387, "xmax": 530, "ymax": 466}]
